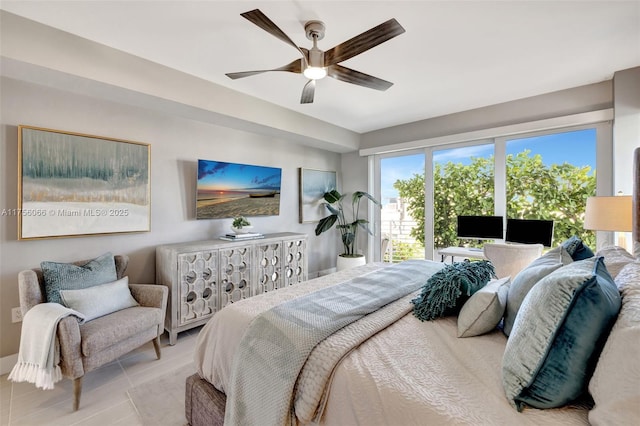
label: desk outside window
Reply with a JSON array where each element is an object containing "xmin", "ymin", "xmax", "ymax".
[{"xmin": 438, "ymin": 247, "xmax": 487, "ymax": 262}]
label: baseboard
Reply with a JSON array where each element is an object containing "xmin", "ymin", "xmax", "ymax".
[{"xmin": 1, "ymin": 353, "xmax": 17, "ymax": 375}]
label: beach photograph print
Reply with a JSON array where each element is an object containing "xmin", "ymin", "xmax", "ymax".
[
  {"xmin": 196, "ymin": 159, "xmax": 282, "ymax": 219},
  {"xmin": 299, "ymin": 168, "xmax": 337, "ymax": 223},
  {"xmin": 18, "ymin": 126, "xmax": 150, "ymax": 240}
]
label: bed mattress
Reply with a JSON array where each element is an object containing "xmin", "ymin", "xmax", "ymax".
[{"xmin": 193, "ymin": 262, "xmax": 589, "ymax": 425}]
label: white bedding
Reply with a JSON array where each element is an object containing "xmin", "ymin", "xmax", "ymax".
[{"xmin": 194, "ymin": 262, "xmax": 590, "ymax": 425}]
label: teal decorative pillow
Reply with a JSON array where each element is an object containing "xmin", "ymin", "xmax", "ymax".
[
  {"xmin": 59, "ymin": 276, "xmax": 138, "ymax": 321},
  {"xmin": 41, "ymin": 252, "xmax": 117, "ymax": 304},
  {"xmin": 412, "ymin": 260, "xmax": 496, "ymax": 321},
  {"xmin": 502, "ymin": 257, "xmax": 621, "ymax": 411},
  {"xmin": 502, "ymin": 245, "xmax": 573, "ymax": 336},
  {"xmin": 457, "ymin": 277, "xmax": 510, "ymax": 337},
  {"xmin": 562, "ymin": 235, "xmax": 595, "ymax": 261}
]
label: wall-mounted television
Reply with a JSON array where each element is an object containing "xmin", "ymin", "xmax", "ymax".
[
  {"xmin": 456, "ymin": 216, "xmax": 504, "ymax": 240},
  {"xmin": 196, "ymin": 159, "xmax": 282, "ymax": 219},
  {"xmin": 506, "ymin": 218, "xmax": 555, "ymax": 247}
]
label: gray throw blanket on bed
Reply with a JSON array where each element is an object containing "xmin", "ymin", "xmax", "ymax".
[{"xmin": 224, "ymin": 259, "xmax": 444, "ymax": 426}]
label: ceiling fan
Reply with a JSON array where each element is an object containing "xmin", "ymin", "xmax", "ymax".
[{"xmin": 226, "ymin": 9, "xmax": 406, "ymax": 104}]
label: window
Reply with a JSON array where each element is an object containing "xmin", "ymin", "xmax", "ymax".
[
  {"xmin": 433, "ymin": 142, "xmax": 495, "ymax": 249},
  {"xmin": 373, "ymin": 122, "xmax": 609, "ymax": 260},
  {"xmin": 504, "ymin": 129, "xmax": 597, "ymax": 248},
  {"xmin": 379, "ymin": 152, "xmax": 425, "ymax": 262}
]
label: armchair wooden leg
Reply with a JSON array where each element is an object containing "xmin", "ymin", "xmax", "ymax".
[
  {"xmin": 73, "ymin": 377, "xmax": 83, "ymax": 411},
  {"xmin": 152, "ymin": 336, "xmax": 162, "ymax": 360}
]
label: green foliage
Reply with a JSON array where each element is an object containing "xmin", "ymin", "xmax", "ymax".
[
  {"xmin": 394, "ymin": 151, "xmax": 596, "ymax": 250},
  {"xmin": 384, "ymin": 240, "xmax": 425, "ymax": 263},
  {"xmin": 506, "ymin": 151, "xmax": 596, "ymax": 248},
  {"xmin": 232, "ymin": 216, "xmax": 251, "ymax": 228},
  {"xmin": 315, "ymin": 190, "xmax": 381, "ymax": 256}
]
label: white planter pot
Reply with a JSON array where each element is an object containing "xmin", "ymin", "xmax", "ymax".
[
  {"xmin": 231, "ymin": 225, "xmax": 253, "ymax": 234},
  {"xmin": 336, "ymin": 255, "xmax": 366, "ymax": 271}
]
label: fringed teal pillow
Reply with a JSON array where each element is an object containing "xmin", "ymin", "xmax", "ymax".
[{"xmin": 412, "ymin": 260, "xmax": 496, "ymax": 321}]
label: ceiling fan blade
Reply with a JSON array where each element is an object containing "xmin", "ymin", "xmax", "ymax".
[
  {"xmin": 327, "ymin": 65, "xmax": 393, "ymax": 91},
  {"xmin": 300, "ymin": 80, "xmax": 315, "ymax": 104},
  {"xmin": 324, "ymin": 18, "xmax": 405, "ymax": 66},
  {"xmin": 226, "ymin": 58, "xmax": 304, "ymax": 79},
  {"xmin": 241, "ymin": 9, "xmax": 307, "ymax": 60}
]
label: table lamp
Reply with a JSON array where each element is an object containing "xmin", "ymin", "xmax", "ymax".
[{"xmin": 584, "ymin": 195, "xmax": 632, "ymax": 249}]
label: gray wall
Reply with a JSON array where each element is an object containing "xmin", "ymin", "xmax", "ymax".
[
  {"xmin": 0, "ymin": 77, "xmax": 340, "ymax": 357},
  {"xmin": 361, "ymin": 80, "xmax": 613, "ymax": 149},
  {"xmin": 613, "ymin": 67, "xmax": 640, "ymax": 195}
]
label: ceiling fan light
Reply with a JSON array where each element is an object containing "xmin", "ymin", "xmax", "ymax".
[{"xmin": 303, "ymin": 66, "xmax": 327, "ymax": 80}]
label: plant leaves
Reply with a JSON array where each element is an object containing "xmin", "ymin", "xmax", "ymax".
[{"xmin": 315, "ymin": 214, "xmax": 337, "ymax": 235}]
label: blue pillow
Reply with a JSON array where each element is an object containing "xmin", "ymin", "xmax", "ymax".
[
  {"xmin": 502, "ymin": 245, "xmax": 573, "ymax": 336},
  {"xmin": 502, "ymin": 256, "xmax": 620, "ymax": 411},
  {"xmin": 412, "ymin": 260, "xmax": 496, "ymax": 321},
  {"xmin": 562, "ymin": 235, "xmax": 595, "ymax": 261},
  {"xmin": 41, "ymin": 252, "xmax": 117, "ymax": 304}
]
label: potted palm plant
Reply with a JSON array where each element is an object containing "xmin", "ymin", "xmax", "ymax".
[{"xmin": 315, "ymin": 189, "xmax": 381, "ymax": 270}]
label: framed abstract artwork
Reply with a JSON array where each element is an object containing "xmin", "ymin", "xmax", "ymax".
[
  {"xmin": 299, "ymin": 168, "xmax": 337, "ymax": 223},
  {"xmin": 17, "ymin": 125, "xmax": 151, "ymax": 240}
]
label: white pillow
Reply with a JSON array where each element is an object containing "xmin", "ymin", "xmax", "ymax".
[
  {"xmin": 457, "ymin": 277, "xmax": 510, "ymax": 337},
  {"xmin": 59, "ymin": 276, "xmax": 138, "ymax": 321},
  {"xmin": 588, "ymin": 261, "xmax": 640, "ymax": 425}
]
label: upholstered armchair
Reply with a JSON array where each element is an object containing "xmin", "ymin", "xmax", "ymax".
[
  {"xmin": 17, "ymin": 255, "xmax": 168, "ymax": 411},
  {"xmin": 483, "ymin": 243, "xmax": 544, "ymax": 279}
]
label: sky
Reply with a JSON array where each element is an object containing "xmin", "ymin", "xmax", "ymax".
[
  {"xmin": 197, "ymin": 160, "xmax": 282, "ymax": 191},
  {"xmin": 381, "ymin": 128, "xmax": 597, "ymax": 203}
]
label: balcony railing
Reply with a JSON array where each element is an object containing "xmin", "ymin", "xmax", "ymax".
[{"xmin": 381, "ymin": 219, "xmax": 425, "ymax": 262}]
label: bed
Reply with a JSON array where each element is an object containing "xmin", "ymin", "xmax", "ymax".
[{"xmin": 185, "ymin": 148, "xmax": 640, "ymax": 426}]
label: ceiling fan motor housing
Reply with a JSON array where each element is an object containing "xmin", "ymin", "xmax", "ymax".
[
  {"xmin": 304, "ymin": 21, "xmax": 326, "ymax": 69},
  {"xmin": 304, "ymin": 20, "xmax": 325, "ymax": 41}
]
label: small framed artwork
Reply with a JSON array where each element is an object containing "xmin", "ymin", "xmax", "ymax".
[
  {"xmin": 17, "ymin": 125, "xmax": 151, "ymax": 240},
  {"xmin": 299, "ymin": 168, "xmax": 337, "ymax": 223}
]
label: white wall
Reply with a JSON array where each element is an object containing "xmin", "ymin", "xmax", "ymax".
[{"xmin": 0, "ymin": 77, "xmax": 340, "ymax": 357}]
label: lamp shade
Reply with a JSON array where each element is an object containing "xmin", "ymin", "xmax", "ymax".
[{"xmin": 584, "ymin": 196, "xmax": 632, "ymax": 232}]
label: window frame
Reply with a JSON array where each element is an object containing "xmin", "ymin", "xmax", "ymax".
[{"xmin": 370, "ymin": 120, "xmax": 613, "ymax": 260}]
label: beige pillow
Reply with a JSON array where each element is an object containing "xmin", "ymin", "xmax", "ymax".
[
  {"xmin": 457, "ymin": 277, "xmax": 510, "ymax": 337},
  {"xmin": 588, "ymin": 261, "xmax": 640, "ymax": 425},
  {"xmin": 595, "ymin": 245, "xmax": 636, "ymax": 279}
]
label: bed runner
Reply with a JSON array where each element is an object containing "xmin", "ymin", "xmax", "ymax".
[{"xmin": 224, "ymin": 259, "xmax": 444, "ymax": 426}]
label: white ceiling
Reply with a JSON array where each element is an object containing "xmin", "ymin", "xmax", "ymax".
[{"xmin": 1, "ymin": 0, "xmax": 639, "ymax": 134}]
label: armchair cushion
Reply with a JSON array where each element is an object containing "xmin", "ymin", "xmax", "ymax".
[
  {"xmin": 41, "ymin": 252, "xmax": 117, "ymax": 304},
  {"xmin": 80, "ymin": 306, "xmax": 163, "ymax": 356},
  {"xmin": 60, "ymin": 277, "xmax": 138, "ymax": 321}
]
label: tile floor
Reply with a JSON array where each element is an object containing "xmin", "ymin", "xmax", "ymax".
[{"xmin": 1, "ymin": 326, "xmax": 201, "ymax": 426}]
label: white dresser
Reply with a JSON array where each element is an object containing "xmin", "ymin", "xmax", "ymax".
[{"xmin": 156, "ymin": 232, "xmax": 307, "ymax": 344}]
